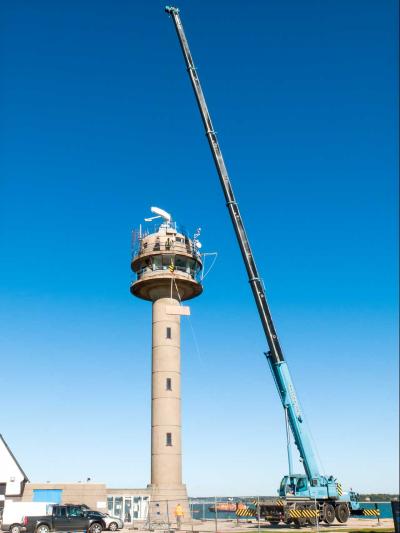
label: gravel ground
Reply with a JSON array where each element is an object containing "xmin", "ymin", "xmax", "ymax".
[{"xmin": 123, "ymin": 517, "xmax": 394, "ymax": 532}]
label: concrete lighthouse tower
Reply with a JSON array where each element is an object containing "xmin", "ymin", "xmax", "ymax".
[{"xmin": 130, "ymin": 207, "xmax": 202, "ymax": 524}]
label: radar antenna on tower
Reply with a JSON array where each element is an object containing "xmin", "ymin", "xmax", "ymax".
[{"xmin": 144, "ymin": 206, "xmax": 172, "ymax": 224}]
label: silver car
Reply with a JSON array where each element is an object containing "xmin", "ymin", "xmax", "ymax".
[{"xmin": 87, "ymin": 512, "xmax": 124, "ymax": 531}]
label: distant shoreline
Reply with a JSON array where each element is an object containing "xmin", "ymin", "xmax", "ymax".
[
  {"xmin": 359, "ymin": 494, "xmax": 399, "ymax": 502},
  {"xmin": 188, "ymin": 494, "xmax": 399, "ymax": 502}
]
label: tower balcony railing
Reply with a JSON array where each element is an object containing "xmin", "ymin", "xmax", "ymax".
[{"xmin": 134, "ymin": 263, "xmax": 201, "ymax": 282}]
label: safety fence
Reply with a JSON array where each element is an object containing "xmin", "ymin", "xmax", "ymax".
[
  {"xmin": 188, "ymin": 498, "xmax": 385, "ymax": 521},
  {"xmin": 143, "ymin": 497, "xmax": 262, "ymax": 533},
  {"xmin": 141, "ymin": 497, "xmax": 388, "ymax": 531}
]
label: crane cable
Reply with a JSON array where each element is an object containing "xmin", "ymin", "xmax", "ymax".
[{"xmin": 200, "ymin": 252, "xmax": 218, "ymax": 281}]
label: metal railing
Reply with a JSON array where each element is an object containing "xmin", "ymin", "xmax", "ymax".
[
  {"xmin": 142, "ymin": 497, "xmax": 389, "ymax": 530},
  {"xmin": 135, "ymin": 264, "xmax": 199, "ymax": 281}
]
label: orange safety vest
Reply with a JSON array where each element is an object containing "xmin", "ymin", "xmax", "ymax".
[{"xmin": 175, "ymin": 504, "xmax": 184, "ymax": 517}]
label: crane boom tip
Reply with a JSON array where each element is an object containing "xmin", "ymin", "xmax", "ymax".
[{"xmin": 165, "ymin": 6, "xmax": 180, "ymax": 15}]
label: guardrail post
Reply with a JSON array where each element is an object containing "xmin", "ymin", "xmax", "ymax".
[
  {"xmin": 166, "ymin": 499, "xmax": 171, "ymax": 531},
  {"xmin": 214, "ymin": 497, "xmax": 218, "ymax": 533},
  {"xmin": 375, "ymin": 503, "xmax": 380, "ymax": 525},
  {"xmin": 392, "ymin": 500, "xmax": 400, "ymax": 533}
]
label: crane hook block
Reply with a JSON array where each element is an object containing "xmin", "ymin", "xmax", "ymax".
[{"xmin": 165, "ymin": 6, "xmax": 180, "ymax": 15}]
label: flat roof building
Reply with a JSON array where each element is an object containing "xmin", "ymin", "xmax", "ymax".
[{"xmin": 0, "ymin": 435, "xmax": 150, "ymax": 524}]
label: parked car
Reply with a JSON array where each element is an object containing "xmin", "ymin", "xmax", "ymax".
[
  {"xmin": 1, "ymin": 502, "xmax": 53, "ymax": 533},
  {"xmin": 57, "ymin": 506, "xmax": 123, "ymax": 530},
  {"xmin": 23, "ymin": 504, "xmax": 104, "ymax": 533},
  {"xmin": 85, "ymin": 512, "xmax": 123, "ymax": 532}
]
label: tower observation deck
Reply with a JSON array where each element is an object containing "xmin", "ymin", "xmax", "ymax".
[
  {"xmin": 130, "ymin": 207, "xmax": 203, "ymax": 525},
  {"xmin": 130, "ymin": 216, "xmax": 202, "ymax": 302}
]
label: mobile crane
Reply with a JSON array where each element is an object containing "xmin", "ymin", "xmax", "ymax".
[{"xmin": 165, "ymin": 6, "xmax": 362, "ymax": 527}]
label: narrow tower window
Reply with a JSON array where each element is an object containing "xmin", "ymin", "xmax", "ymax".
[
  {"xmin": 166, "ymin": 432, "xmax": 172, "ymax": 446},
  {"xmin": 166, "ymin": 378, "xmax": 172, "ymax": 391},
  {"xmin": 166, "ymin": 327, "xmax": 172, "ymax": 339}
]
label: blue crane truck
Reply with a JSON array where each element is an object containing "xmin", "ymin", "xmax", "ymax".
[{"xmin": 165, "ymin": 6, "xmax": 363, "ymax": 527}]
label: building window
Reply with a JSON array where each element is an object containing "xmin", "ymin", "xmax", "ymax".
[
  {"xmin": 166, "ymin": 432, "xmax": 172, "ymax": 446},
  {"xmin": 107, "ymin": 497, "xmax": 113, "ymax": 515},
  {"xmin": 114, "ymin": 497, "xmax": 123, "ymax": 518},
  {"xmin": 166, "ymin": 327, "xmax": 172, "ymax": 339},
  {"xmin": 166, "ymin": 378, "xmax": 172, "ymax": 391}
]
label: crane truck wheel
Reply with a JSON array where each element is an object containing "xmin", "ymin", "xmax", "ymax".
[
  {"xmin": 323, "ymin": 504, "xmax": 335, "ymax": 524},
  {"xmin": 335, "ymin": 503, "xmax": 350, "ymax": 523}
]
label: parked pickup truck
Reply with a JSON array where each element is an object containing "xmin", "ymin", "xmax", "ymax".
[{"xmin": 23, "ymin": 505, "xmax": 104, "ymax": 533}]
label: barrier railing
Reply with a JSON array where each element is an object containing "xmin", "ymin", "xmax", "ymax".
[{"xmin": 139, "ymin": 497, "xmax": 390, "ymax": 531}]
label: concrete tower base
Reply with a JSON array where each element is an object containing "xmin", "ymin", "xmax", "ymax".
[{"xmin": 147, "ymin": 483, "xmax": 191, "ymax": 525}]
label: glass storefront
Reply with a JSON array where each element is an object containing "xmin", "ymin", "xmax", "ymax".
[{"xmin": 106, "ymin": 495, "xmax": 149, "ymax": 522}]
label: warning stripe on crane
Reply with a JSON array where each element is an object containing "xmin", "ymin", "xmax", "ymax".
[
  {"xmin": 363, "ymin": 509, "xmax": 380, "ymax": 516},
  {"xmin": 336, "ymin": 483, "xmax": 343, "ymax": 496},
  {"xmin": 289, "ymin": 509, "xmax": 319, "ymax": 518},
  {"xmin": 236, "ymin": 508, "xmax": 257, "ymax": 517}
]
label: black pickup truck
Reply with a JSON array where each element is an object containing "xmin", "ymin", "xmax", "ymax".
[{"xmin": 23, "ymin": 505, "xmax": 104, "ymax": 533}]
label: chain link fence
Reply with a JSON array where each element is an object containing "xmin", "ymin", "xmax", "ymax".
[{"xmin": 141, "ymin": 497, "xmax": 388, "ymax": 531}]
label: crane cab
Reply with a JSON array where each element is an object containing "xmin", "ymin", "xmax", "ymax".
[
  {"xmin": 279, "ymin": 475, "xmax": 311, "ymax": 499},
  {"xmin": 279, "ymin": 474, "xmax": 340, "ymax": 500}
]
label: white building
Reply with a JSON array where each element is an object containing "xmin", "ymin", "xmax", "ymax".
[{"xmin": 0, "ymin": 434, "xmax": 29, "ymax": 512}]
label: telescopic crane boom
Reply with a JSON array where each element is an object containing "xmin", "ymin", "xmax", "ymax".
[
  {"xmin": 165, "ymin": 6, "xmax": 360, "ymax": 526},
  {"xmin": 164, "ymin": 3, "xmax": 318, "ymax": 479}
]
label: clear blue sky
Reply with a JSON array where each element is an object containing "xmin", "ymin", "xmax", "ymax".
[{"xmin": 0, "ymin": 0, "xmax": 398, "ymax": 496}]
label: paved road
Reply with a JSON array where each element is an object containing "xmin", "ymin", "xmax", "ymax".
[{"xmin": 122, "ymin": 517, "xmax": 394, "ymax": 532}]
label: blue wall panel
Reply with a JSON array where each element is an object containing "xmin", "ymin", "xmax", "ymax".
[{"xmin": 32, "ymin": 489, "xmax": 62, "ymax": 503}]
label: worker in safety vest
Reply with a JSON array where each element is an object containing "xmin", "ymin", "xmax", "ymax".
[{"xmin": 175, "ymin": 503, "xmax": 184, "ymax": 529}]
